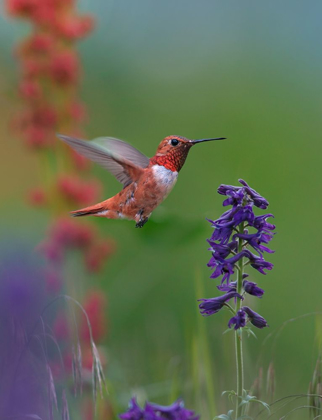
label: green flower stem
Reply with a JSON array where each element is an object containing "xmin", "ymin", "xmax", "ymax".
[
  {"xmin": 224, "ymin": 302, "xmax": 236, "ymax": 315},
  {"xmin": 235, "ymin": 222, "xmax": 245, "ymax": 419}
]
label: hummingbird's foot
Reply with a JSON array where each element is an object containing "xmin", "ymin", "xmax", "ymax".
[{"xmin": 135, "ymin": 218, "xmax": 149, "ymax": 228}]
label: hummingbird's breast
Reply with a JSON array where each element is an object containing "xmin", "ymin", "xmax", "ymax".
[
  {"xmin": 132, "ymin": 165, "xmax": 178, "ymax": 217},
  {"xmin": 102, "ymin": 165, "xmax": 178, "ymax": 222},
  {"xmin": 151, "ymin": 165, "xmax": 178, "ymax": 196}
]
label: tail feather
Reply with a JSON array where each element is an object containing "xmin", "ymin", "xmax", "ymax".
[{"xmin": 70, "ymin": 203, "xmax": 105, "ymax": 217}]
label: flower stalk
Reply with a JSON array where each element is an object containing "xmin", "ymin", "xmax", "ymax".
[
  {"xmin": 235, "ymin": 222, "xmax": 245, "ymax": 419},
  {"xmin": 198, "ymin": 179, "xmax": 275, "ymax": 419}
]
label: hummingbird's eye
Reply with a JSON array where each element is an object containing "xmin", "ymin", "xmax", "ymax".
[{"xmin": 171, "ymin": 138, "xmax": 179, "ymax": 146}]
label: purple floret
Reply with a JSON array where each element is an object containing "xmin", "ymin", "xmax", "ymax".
[
  {"xmin": 228, "ymin": 309, "xmax": 247, "ymax": 330},
  {"xmin": 242, "ymin": 306, "xmax": 268, "ymax": 329},
  {"xmin": 198, "ymin": 292, "xmax": 243, "ymax": 316}
]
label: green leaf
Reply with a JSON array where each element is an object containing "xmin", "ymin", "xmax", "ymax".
[
  {"xmin": 222, "ymin": 389, "xmax": 237, "ymax": 403},
  {"xmin": 214, "ymin": 410, "xmax": 234, "ymax": 419},
  {"xmin": 222, "ymin": 328, "xmax": 234, "ymax": 335},
  {"xmin": 244, "ymin": 326, "xmax": 257, "ymax": 339},
  {"xmin": 238, "ymin": 392, "xmax": 270, "ymax": 412},
  {"xmin": 222, "ymin": 390, "xmax": 237, "ymax": 397}
]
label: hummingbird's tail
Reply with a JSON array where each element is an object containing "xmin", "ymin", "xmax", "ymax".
[{"xmin": 70, "ymin": 202, "xmax": 107, "ymax": 217}]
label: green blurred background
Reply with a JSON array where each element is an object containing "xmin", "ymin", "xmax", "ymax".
[{"xmin": 1, "ymin": 0, "xmax": 322, "ymax": 417}]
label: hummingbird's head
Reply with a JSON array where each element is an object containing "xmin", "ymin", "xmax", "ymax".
[{"xmin": 152, "ymin": 135, "xmax": 226, "ymax": 172}]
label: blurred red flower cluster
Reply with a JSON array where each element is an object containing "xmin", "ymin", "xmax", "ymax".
[
  {"xmin": 7, "ymin": 0, "xmax": 94, "ymax": 149},
  {"xmin": 57, "ymin": 174, "xmax": 102, "ymax": 206},
  {"xmin": 40, "ymin": 217, "xmax": 115, "ymax": 273},
  {"xmin": 7, "ymin": 0, "xmax": 94, "ymax": 39},
  {"xmin": 7, "ymin": 0, "xmax": 116, "ymax": 276},
  {"xmin": 7, "ymin": 1, "xmax": 115, "ymax": 418}
]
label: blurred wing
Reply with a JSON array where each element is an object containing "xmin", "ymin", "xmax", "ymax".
[
  {"xmin": 58, "ymin": 135, "xmax": 148, "ymax": 187},
  {"xmin": 94, "ymin": 137, "xmax": 150, "ymax": 168}
]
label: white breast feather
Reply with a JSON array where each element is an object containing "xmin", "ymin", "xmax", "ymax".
[{"xmin": 152, "ymin": 165, "xmax": 178, "ymax": 196}]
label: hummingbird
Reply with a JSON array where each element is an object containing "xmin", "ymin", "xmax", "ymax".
[{"xmin": 57, "ymin": 134, "xmax": 226, "ymax": 228}]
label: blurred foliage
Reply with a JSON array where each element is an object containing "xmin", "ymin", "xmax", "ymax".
[{"xmin": 1, "ymin": 1, "xmax": 322, "ymax": 419}]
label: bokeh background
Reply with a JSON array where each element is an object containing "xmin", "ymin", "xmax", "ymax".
[{"xmin": 1, "ymin": 1, "xmax": 322, "ymax": 419}]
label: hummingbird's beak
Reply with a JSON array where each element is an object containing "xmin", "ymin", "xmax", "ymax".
[{"xmin": 190, "ymin": 137, "xmax": 226, "ymax": 145}]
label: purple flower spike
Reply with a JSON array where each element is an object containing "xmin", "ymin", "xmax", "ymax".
[
  {"xmin": 228, "ymin": 309, "xmax": 247, "ymax": 330},
  {"xmin": 243, "ymin": 280, "xmax": 264, "ymax": 297},
  {"xmin": 242, "ymin": 306, "xmax": 268, "ymax": 329},
  {"xmin": 198, "ymin": 292, "xmax": 243, "ymax": 316},
  {"xmin": 203, "ymin": 179, "xmax": 275, "ymax": 330}
]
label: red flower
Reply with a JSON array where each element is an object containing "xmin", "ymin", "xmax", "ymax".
[
  {"xmin": 39, "ymin": 218, "xmax": 95, "ymax": 263},
  {"xmin": 84, "ymin": 239, "xmax": 116, "ymax": 273},
  {"xmin": 19, "ymin": 80, "xmax": 42, "ymax": 100},
  {"xmin": 49, "ymin": 51, "xmax": 79, "ymax": 85},
  {"xmin": 25, "ymin": 126, "xmax": 52, "ymax": 148},
  {"xmin": 50, "ymin": 217, "xmax": 94, "ymax": 249},
  {"xmin": 31, "ymin": 2, "xmax": 56, "ymax": 26},
  {"xmin": 38, "ymin": 239, "xmax": 63, "ymax": 262},
  {"xmin": 6, "ymin": 0, "xmax": 38, "ymax": 17},
  {"xmin": 33, "ymin": 105, "xmax": 58, "ymax": 127},
  {"xmin": 20, "ymin": 58, "xmax": 44, "ymax": 77},
  {"xmin": 57, "ymin": 174, "xmax": 102, "ymax": 206},
  {"xmin": 55, "ymin": 15, "xmax": 95, "ymax": 40},
  {"xmin": 20, "ymin": 33, "xmax": 55, "ymax": 55}
]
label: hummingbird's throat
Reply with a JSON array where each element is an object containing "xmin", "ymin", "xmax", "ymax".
[{"xmin": 152, "ymin": 147, "xmax": 191, "ymax": 172}]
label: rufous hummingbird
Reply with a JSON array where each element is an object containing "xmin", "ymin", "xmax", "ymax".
[{"xmin": 57, "ymin": 134, "xmax": 226, "ymax": 228}]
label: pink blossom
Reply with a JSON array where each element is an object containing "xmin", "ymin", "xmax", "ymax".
[
  {"xmin": 21, "ymin": 33, "xmax": 55, "ymax": 55},
  {"xmin": 49, "ymin": 51, "xmax": 79, "ymax": 85},
  {"xmin": 38, "ymin": 239, "xmax": 64, "ymax": 262},
  {"xmin": 6, "ymin": 0, "xmax": 38, "ymax": 17},
  {"xmin": 19, "ymin": 80, "xmax": 42, "ymax": 99},
  {"xmin": 54, "ymin": 15, "xmax": 95, "ymax": 40},
  {"xmin": 31, "ymin": 2, "xmax": 56, "ymax": 26},
  {"xmin": 84, "ymin": 239, "xmax": 116, "ymax": 273},
  {"xmin": 25, "ymin": 126, "xmax": 52, "ymax": 148},
  {"xmin": 32, "ymin": 106, "xmax": 58, "ymax": 127},
  {"xmin": 20, "ymin": 58, "xmax": 44, "ymax": 78},
  {"xmin": 49, "ymin": 217, "xmax": 94, "ymax": 249},
  {"xmin": 57, "ymin": 174, "xmax": 102, "ymax": 206}
]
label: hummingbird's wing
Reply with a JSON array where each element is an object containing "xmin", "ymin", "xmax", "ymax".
[
  {"xmin": 93, "ymin": 137, "xmax": 150, "ymax": 168},
  {"xmin": 58, "ymin": 135, "xmax": 149, "ymax": 187}
]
